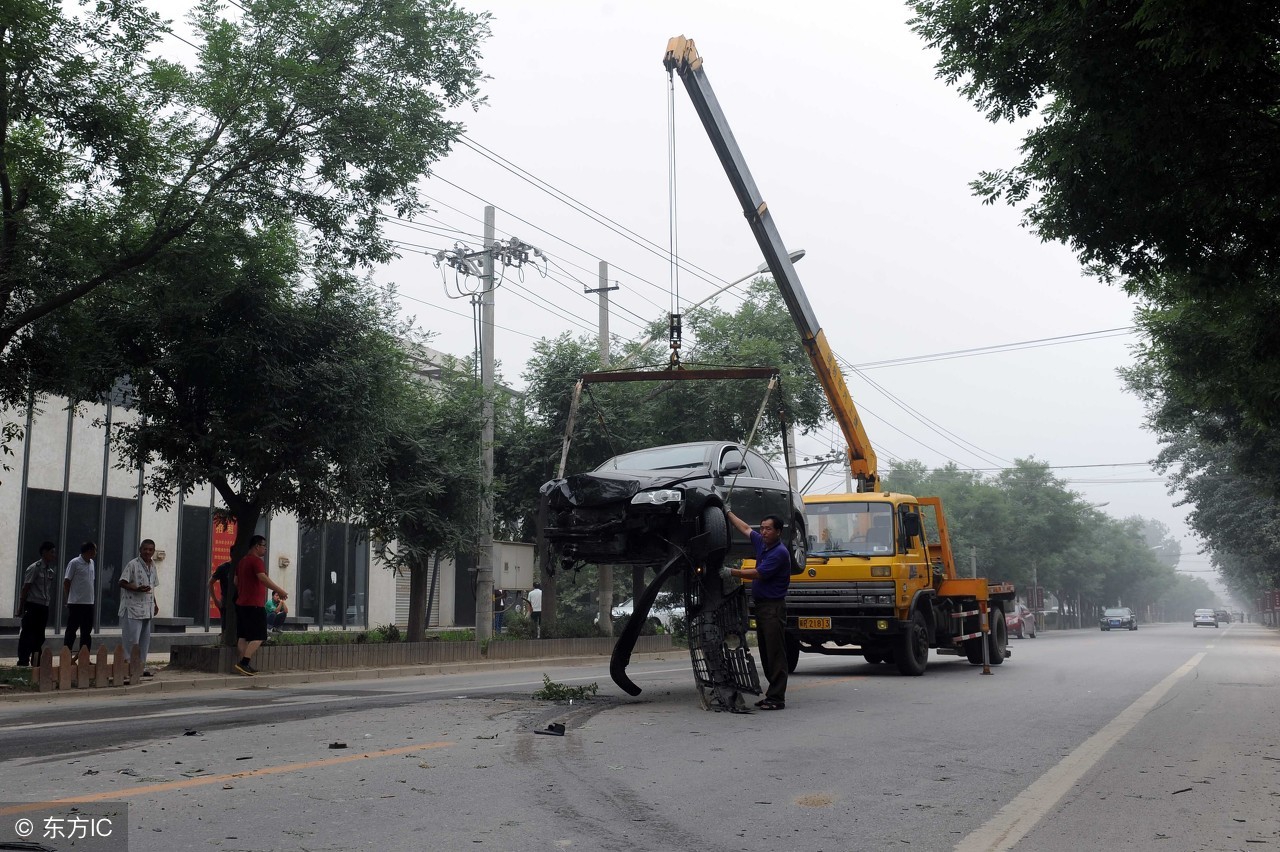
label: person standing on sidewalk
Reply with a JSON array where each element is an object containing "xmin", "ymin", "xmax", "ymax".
[
  {"xmin": 724, "ymin": 511, "xmax": 791, "ymax": 711},
  {"xmin": 234, "ymin": 535, "xmax": 288, "ymax": 676},
  {"xmin": 528, "ymin": 582, "xmax": 543, "ymax": 638},
  {"xmin": 17, "ymin": 542, "xmax": 57, "ymax": 667},
  {"xmin": 63, "ymin": 542, "xmax": 97, "ymax": 653},
  {"xmin": 119, "ymin": 539, "xmax": 160, "ymax": 678}
]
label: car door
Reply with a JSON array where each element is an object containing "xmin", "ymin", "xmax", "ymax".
[{"xmin": 717, "ymin": 445, "xmax": 764, "ymax": 553}]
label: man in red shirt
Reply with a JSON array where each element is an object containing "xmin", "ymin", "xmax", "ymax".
[{"xmin": 234, "ymin": 535, "xmax": 289, "ymax": 676}]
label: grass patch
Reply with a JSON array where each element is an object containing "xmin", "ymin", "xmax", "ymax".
[
  {"xmin": 0, "ymin": 666, "xmax": 37, "ymax": 693},
  {"xmin": 532, "ymin": 673, "xmax": 599, "ymax": 702}
]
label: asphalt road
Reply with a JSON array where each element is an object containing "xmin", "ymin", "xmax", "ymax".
[{"xmin": 0, "ymin": 622, "xmax": 1276, "ymax": 852}]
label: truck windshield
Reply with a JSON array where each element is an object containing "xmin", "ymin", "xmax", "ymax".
[{"xmin": 806, "ymin": 502, "xmax": 895, "ymax": 556}]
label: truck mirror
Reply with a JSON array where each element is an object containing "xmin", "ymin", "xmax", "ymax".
[{"xmin": 902, "ymin": 512, "xmax": 922, "ymax": 539}]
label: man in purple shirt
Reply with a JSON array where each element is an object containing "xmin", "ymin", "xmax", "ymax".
[{"xmin": 725, "ymin": 510, "xmax": 790, "ymax": 710}]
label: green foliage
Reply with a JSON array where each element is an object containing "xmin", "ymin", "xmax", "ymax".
[
  {"xmin": 881, "ymin": 458, "xmax": 1177, "ymax": 618},
  {"xmin": 910, "ymin": 1, "xmax": 1280, "ymax": 588},
  {"xmin": 532, "ymin": 673, "xmax": 599, "ymax": 702},
  {"xmin": 0, "ymin": 666, "xmax": 37, "ymax": 692},
  {"xmin": 0, "ymin": 0, "xmax": 490, "ymax": 440}
]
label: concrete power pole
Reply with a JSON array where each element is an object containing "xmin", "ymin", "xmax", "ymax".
[
  {"xmin": 476, "ymin": 206, "xmax": 496, "ymax": 642},
  {"xmin": 587, "ymin": 260, "xmax": 618, "ymax": 635}
]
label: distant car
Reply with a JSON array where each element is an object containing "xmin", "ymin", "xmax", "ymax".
[
  {"xmin": 1005, "ymin": 603, "xmax": 1037, "ymax": 639},
  {"xmin": 1100, "ymin": 607, "xmax": 1137, "ymax": 631},
  {"xmin": 596, "ymin": 592, "xmax": 686, "ymax": 631},
  {"xmin": 539, "ymin": 440, "xmax": 808, "ymax": 571},
  {"xmin": 1213, "ymin": 609, "xmax": 1231, "ymax": 624},
  {"xmin": 1193, "ymin": 608, "xmax": 1218, "ymax": 628}
]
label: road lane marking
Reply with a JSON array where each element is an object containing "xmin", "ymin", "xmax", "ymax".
[
  {"xmin": 0, "ymin": 741, "xmax": 452, "ymax": 815},
  {"xmin": 954, "ymin": 651, "xmax": 1207, "ymax": 852}
]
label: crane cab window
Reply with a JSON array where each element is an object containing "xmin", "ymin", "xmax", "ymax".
[{"xmin": 807, "ymin": 502, "xmax": 895, "ymax": 556}]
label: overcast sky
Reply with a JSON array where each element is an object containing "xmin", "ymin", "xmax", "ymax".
[{"xmin": 161, "ymin": 2, "xmax": 1219, "ymax": 590}]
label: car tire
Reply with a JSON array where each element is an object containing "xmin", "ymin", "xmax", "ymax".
[
  {"xmin": 698, "ymin": 505, "xmax": 729, "ymax": 567},
  {"xmin": 896, "ymin": 610, "xmax": 929, "ymax": 676}
]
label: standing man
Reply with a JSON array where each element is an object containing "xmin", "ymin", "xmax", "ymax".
[
  {"xmin": 119, "ymin": 539, "xmax": 160, "ymax": 678},
  {"xmin": 724, "ymin": 511, "xmax": 790, "ymax": 711},
  {"xmin": 17, "ymin": 542, "xmax": 57, "ymax": 667},
  {"xmin": 234, "ymin": 535, "xmax": 288, "ymax": 676},
  {"xmin": 528, "ymin": 582, "xmax": 543, "ymax": 639},
  {"xmin": 493, "ymin": 588, "xmax": 506, "ymax": 634},
  {"xmin": 63, "ymin": 542, "xmax": 97, "ymax": 653}
]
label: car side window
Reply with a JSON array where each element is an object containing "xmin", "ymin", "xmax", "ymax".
[{"xmin": 745, "ymin": 450, "xmax": 783, "ymax": 481}]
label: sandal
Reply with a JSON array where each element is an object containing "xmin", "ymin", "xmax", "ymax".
[{"xmin": 756, "ymin": 699, "xmax": 785, "ymax": 711}]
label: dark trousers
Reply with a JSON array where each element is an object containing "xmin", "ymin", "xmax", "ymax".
[
  {"xmin": 17, "ymin": 602, "xmax": 50, "ymax": 666},
  {"xmin": 755, "ymin": 597, "xmax": 788, "ymax": 703},
  {"xmin": 64, "ymin": 603, "xmax": 94, "ymax": 651}
]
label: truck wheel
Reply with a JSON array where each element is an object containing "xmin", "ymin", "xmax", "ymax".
[
  {"xmin": 698, "ymin": 505, "xmax": 729, "ymax": 568},
  {"xmin": 785, "ymin": 631, "xmax": 800, "ymax": 673},
  {"xmin": 987, "ymin": 606, "xmax": 1007, "ymax": 665},
  {"xmin": 896, "ymin": 611, "xmax": 929, "ymax": 676}
]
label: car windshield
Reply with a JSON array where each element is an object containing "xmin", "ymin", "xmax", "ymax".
[
  {"xmin": 1103, "ymin": 608, "xmax": 1129, "ymax": 617},
  {"xmin": 597, "ymin": 445, "xmax": 710, "ymax": 472},
  {"xmin": 1195, "ymin": 609, "xmax": 1215, "ymax": 616},
  {"xmin": 805, "ymin": 501, "xmax": 895, "ymax": 556}
]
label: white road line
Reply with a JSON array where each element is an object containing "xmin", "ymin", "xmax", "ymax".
[{"xmin": 953, "ymin": 651, "xmax": 1207, "ymax": 852}]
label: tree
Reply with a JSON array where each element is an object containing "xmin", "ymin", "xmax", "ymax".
[
  {"xmin": 1, "ymin": 0, "xmax": 490, "ymax": 425},
  {"xmin": 362, "ymin": 361, "xmax": 485, "ymax": 643},
  {"xmin": 909, "ymin": 1, "xmax": 1280, "ymax": 478},
  {"xmin": 93, "ymin": 222, "xmax": 413, "ymax": 644}
]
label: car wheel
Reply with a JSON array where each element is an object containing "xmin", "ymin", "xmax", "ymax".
[
  {"xmin": 698, "ymin": 505, "xmax": 729, "ymax": 567},
  {"xmin": 785, "ymin": 630, "xmax": 800, "ymax": 674},
  {"xmin": 896, "ymin": 610, "xmax": 929, "ymax": 676}
]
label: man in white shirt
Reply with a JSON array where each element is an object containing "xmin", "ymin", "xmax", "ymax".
[
  {"xmin": 528, "ymin": 582, "xmax": 543, "ymax": 639},
  {"xmin": 63, "ymin": 542, "xmax": 97, "ymax": 652},
  {"xmin": 119, "ymin": 539, "xmax": 160, "ymax": 678}
]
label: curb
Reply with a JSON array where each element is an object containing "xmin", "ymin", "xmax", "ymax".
[{"xmin": 0, "ymin": 651, "xmax": 684, "ymax": 703}]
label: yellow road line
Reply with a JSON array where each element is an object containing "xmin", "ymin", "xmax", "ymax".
[{"xmin": 0, "ymin": 741, "xmax": 452, "ymax": 815}]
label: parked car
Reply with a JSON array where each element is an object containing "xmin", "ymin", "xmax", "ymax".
[
  {"xmin": 1193, "ymin": 608, "xmax": 1218, "ymax": 628},
  {"xmin": 1100, "ymin": 607, "xmax": 1137, "ymax": 631},
  {"xmin": 539, "ymin": 440, "xmax": 807, "ymax": 571},
  {"xmin": 1005, "ymin": 603, "xmax": 1037, "ymax": 639},
  {"xmin": 596, "ymin": 592, "xmax": 686, "ymax": 631}
]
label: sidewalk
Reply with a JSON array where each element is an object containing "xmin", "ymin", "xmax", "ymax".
[{"xmin": 0, "ymin": 649, "xmax": 681, "ymax": 703}]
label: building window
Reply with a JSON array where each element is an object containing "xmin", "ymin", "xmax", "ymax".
[{"xmin": 298, "ymin": 521, "xmax": 368, "ymax": 628}]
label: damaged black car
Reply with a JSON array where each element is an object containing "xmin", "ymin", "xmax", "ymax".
[{"xmin": 539, "ymin": 440, "xmax": 807, "ymax": 572}]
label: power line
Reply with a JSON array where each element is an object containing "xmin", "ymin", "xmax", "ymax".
[{"xmin": 850, "ymin": 327, "xmax": 1137, "ymax": 370}]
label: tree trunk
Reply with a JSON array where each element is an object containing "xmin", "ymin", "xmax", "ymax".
[
  {"xmin": 220, "ymin": 503, "xmax": 263, "ymax": 648},
  {"xmin": 407, "ymin": 558, "xmax": 429, "ymax": 643}
]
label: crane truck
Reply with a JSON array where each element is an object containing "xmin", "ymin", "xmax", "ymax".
[{"xmin": 663, "ymin": 36, "xmax": 1015, "ymax": 676}]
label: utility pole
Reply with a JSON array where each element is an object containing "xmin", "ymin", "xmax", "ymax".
[
  {"xmin": 477, "ymin": 206, "xmax": 496, "ymax": 642},
  {"xmin": 844, "ymin": 446, "xmax": 853, "ymax": 493},
  {"xmin": 586, "ymin": 260, "xmax": 619, "ymax": 635},
  {"xmin": 433, "ymin": 209, "xmax": 540, "ymax": 641}
]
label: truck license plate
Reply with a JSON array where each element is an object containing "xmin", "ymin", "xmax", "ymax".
[{"xmin": 798, "ymin": 617, "xmax": 830, "ymax": 630}]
